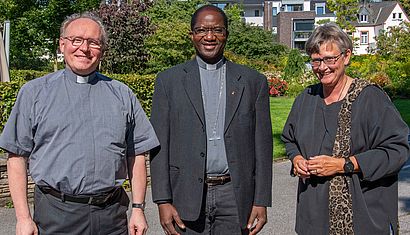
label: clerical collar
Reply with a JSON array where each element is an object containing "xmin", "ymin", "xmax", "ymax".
[
  {"xmin": 196, "ymin": 56, "xmax": 225, "ymax": 71},
  {"xmin": 65, "ymin": 68, "xmax": 97, "ymax": 84}
]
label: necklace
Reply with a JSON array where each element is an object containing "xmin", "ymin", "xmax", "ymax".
[
  {"xmin": 200, "ymin": 65, "xmax": 226, "ymax": 146},
  {"xmin": 337, "ymin": 77, "xmax": 348, "ymax": 101}
]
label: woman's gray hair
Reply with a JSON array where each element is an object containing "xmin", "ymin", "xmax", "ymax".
[
  {"xmin": 305, "ymin": 23, "xmax": 353, "ymax": 56},
  {"xmin": 60, "ymin": 12, "xmax": 108, "ymax": 51}
]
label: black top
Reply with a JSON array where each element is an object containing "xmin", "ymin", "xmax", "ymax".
[{"xmin": 282, "ymin": 82, "xmax": 409, "ymax": 235}]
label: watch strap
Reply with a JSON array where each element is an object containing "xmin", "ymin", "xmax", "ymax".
[{"xmin": 132, "ymin": 202, "xmax": 145, "ymax": 210}]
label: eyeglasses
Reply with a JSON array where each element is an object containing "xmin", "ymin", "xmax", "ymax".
[
  {"xmin": 192, "ymin": 27, "xmax": 227, "ymax": 37},
  {"xmin": 63, "ymin": 37, "xmax": 102, "ymax": 49},
  {"xmin": 310, "ymin": 52, "xmax": 344, "ymax": 67}
]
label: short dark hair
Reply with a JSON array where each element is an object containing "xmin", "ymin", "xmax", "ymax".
[{"xmin": 191, "ymin": 5, "xmax": 228, "ymax": 31}]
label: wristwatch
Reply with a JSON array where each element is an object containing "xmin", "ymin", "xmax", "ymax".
[
  {"xmin": 343, "ymin": 157, "xmax": 354, "ymax": 174},
  {"xmin": 132, "ymin": 202, "xmax": 146, "ymax": 211}
]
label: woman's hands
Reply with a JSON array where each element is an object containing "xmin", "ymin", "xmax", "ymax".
[
  {"xmin": 307, "ymin": 155, "xmax": 344, "ymax": 177},
  {"xmin": 293, "ymin": 155, "xmax": 358, "ymax": 177},
  {"xmin": 293, "ymin": 155, "xmax": 311, "ymax": 178}
]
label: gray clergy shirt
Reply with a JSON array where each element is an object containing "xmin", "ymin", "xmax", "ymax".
[
  {"xmin": 197, "ymin": 56, "xmax": 229, "ymax": 175},
  {"xmin": 0, "ymin": 68, "xmax": 159, "ymax": 194}
]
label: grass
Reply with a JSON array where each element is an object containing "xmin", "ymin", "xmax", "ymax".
[
  {"xmin": 393, "ymin": 99, "xmax": 410, "ymax": 125},
  {"xmin": 270, "ymin": 97, "xmax": 294, "ymax": 159},
  {"xmin": 270, "ymin": 97, "xmax": 410, "ymax": 160}
]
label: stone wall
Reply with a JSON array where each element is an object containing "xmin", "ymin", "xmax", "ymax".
[{"xmin": 0, "ymin": 154, "xmax": 35, "ymax": 207}]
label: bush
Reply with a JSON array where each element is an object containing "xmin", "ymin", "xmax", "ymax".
[
  {"xmin": 0, "ymin": 81, "xmax": 24, "ymax": 133},
  {"xmin": 109, "ymin": 74, "xmax": 155, "ymax": 115},
  {"xmin": 264, "ymin": 72, "xmax": 288, "ymax": 97},
  {"xmin": 0, "ymin": 70, "xmax": 156, "ymax": 135}
]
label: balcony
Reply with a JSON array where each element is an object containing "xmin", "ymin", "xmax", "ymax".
[{"xmin": 293, "ymin": 31, "xmax": 312, "ymax": 40}]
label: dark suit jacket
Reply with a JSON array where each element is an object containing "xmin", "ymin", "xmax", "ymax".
[{"xmin": 150, "ymin": 59, "xmax": 273, "ymax": 228}]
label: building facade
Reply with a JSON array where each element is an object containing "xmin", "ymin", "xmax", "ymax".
[{"xmin": 209, "ymin": 0, "xmax": 409, "ymax": 54}]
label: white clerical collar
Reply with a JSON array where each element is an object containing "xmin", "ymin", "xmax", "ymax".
[
  {"xmin": 76, "ymin": 75, "xmax": 89, "ymax": 84},
  {"xmin": 196, "ymin": 56, "xmax": 225, "ymax": 71},
  {"xmin": 65, "ymin": 68, "xmax": 97, "ymax": 84}
]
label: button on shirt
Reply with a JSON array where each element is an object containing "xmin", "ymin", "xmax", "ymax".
[{"xmin": 0, "ymin": 69, "xmax": 159, "ymax": 194}]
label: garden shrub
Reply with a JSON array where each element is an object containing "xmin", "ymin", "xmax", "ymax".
[
  {"xmin": 109, "ymin": 74, "xmax": 155, "ymax": 115},
  {"xmin": 264, "ymin": 72, "xmax": 288, "ymax": 97}
]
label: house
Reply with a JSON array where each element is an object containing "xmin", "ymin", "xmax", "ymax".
[
  {"xmin": 353, "ymin": 1, "xmax": 409, "ymax": 54},
  {"xmin": 209, "ymin": 0, "xmax": 409, "ymax": 54}
]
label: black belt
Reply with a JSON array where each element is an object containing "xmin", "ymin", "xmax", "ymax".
[
  {"xmin": 205, "ymin": 175, "xmax": 231, "ymax": 186},
  {"xmin": 37, "ymin": 186, "xmax": 121, "ymax": 206}
]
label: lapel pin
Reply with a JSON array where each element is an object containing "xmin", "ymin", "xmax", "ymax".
[{"xmin": 231, "ymin": 91, "xmax": 235, "ymax": 95}]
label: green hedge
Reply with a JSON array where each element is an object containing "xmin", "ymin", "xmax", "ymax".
[{"xmin": 0, "ymin": 70, "xmax": 156, "ymax": 134}]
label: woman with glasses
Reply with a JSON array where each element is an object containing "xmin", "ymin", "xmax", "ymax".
[{"xmin": 282, "ymin": 23, "xmax": 409, "ymax": 235}]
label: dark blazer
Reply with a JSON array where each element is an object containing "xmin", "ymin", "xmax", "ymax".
[{"xmin": 150, "ymin": 59, "xmax": 273, "ymax": 228}]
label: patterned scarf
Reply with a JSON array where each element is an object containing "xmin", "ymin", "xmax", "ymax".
[{"xmin": 328, "ymin": 78, "xmax": 372, "ymax": 235}]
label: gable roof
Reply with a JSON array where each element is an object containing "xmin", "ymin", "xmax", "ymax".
[{"xmin": 353, "ymin": 1, "xmax": 397, "ymax": 26}]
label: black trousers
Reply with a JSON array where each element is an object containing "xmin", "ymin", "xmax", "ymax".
[
  {"xmin": 33, "ymin": 185, "xmax": 129, "ymax": 235},
  {"xmin": 176, "ymin": 181, "xmax": 249, "ymax": 235}
]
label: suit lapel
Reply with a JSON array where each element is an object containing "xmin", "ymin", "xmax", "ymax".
[
  {"xmin": 225, "ymin": 61, "xmax": 244, "ymax": 132},
  {"xmin": 182, "ymin": 60, "xmax": 205, "ymax": 126}
]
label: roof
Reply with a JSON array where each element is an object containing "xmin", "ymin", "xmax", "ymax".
[{"xmin": 353, "ymin": 1, "xmax": 398, "ymax": 26}]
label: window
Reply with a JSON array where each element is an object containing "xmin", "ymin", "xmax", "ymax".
[
  {"xmin": 360, "ymin": 31, "xmax": 368, "ymax": 44},
  {"xmin": 255, "ymin": 10, "xmax": 260, "ymax": 17},
  {"xmin": 359, "ymin": 14, "xmax": 368, "ymax": 22},
  {"xmin": 399, "ymin": 13, "xmax": 402, "ymax": 19},
  {"xmin": 272, "ymin": 7, "xmax": 278, "ymax": 16},
  {"xmin": 393, "ymin": 13, "xmax": 396, "ymax": 19},
  {"xmin": 294, "ymin": 21, "xmax": 314, "ymax": 31},
  {"xmin": 315, "ymin": 3, "xmax": 326, "ymax": 15},
  {"xmin": 213, "ymin": 3, "xmax": 226, "ymax": 10},
  {"xmin": 316, "ymin": 6, "xmax": 324, "ymax": 15},
  {"xmin": 285, "ymin": 4, "xmax": 303, "ymax": 12}
]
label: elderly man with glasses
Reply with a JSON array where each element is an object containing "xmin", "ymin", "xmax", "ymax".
[
  {"xmin": 0, "ymin": 12, "xmax": 159, "ymax": 235},
  {"xmin": 150, "ymin": 5, "xmax": 273, "ymax": 235}
]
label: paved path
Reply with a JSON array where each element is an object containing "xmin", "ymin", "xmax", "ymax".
[{"xmin": 1, "ymin": 160, "xmax": 409, "ymax": 234}]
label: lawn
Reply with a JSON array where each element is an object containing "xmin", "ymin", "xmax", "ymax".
[
  {"xmin": 270, "ymin": 97, "xmax": 294, "ymax": 159},
  {"xmin": 271, "ymin": 97, "xmax": 410, "ymax": 159},
  {"xmin": 393, "ymin": 99, "xmax": 410, "ymax": 125}
]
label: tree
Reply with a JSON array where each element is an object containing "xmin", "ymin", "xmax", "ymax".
[
  {"xmin": 97, "ymin": 0, "xmax": 153, "ymax": 74},
  {"xmin": 222, "ymin": 4, "xmax": 287, "ymax": 69},
  {"xmin": 0, "ymin": 0, "xmax": 101, "ymax": 71},
  {"xmin": 398, "ymin": 0, "xmax": 410, "ymax": 16},
  {"xmin": 283, "ymin": 49, "xmax": 306, "ymax": 81},
  {"xmin": 143, "ymin": 0, "xmax": 203, "ymax": 74},
  {"xmin": 375, "ymin": 22, "xmax": 410, "ymax": 62},
  {"xmin": 327, "ymin": 0, "xmax": 358, "ymax": 32}
]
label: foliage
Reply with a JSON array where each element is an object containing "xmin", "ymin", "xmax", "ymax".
[
  {"xmin": 398, "ymin": 0, "xmax": 410, "ymax": 16},
  {"xmin": 327, "ymin": 0, "xmax": 358, "ymax": 32},
  {"xmin": 144, "ymin": 1, "xmax": 287, "ymax": 74},
  {"xmin": 283, "ymin": 49, "xmax": 306, "ymax": 81},
  {"xmin": 144, "ymin": 19, "xmax": 195, "ymax": 74},
  {"xmin": 286, "ymin": 70, "xmax": 317, "ymax": 97},
  {"xmin": 0, "ymin": 0, "xmax": 100, "ymax": 71},
  {"xmin": 143, "ymin": 0, "xmax": 203, "ymax": 74},
  {"xmin": 375, "ymin": 22, "xmax": 410, "ymax": 62},
  {"xmin": 226, "ymin": 19, "xmax": 288, "ymax": 67},
  {"xmin": 109, "ymin": 73, "xmax": 155, "ymax": 115},
  {"xmin": 5, "ymin": 201, "xmax": 14, "ymax": 208},
  {"xmin": 264, "ymin": 72, "xmax": 288, "ymax": 97},
  {"xmin": 0, "ymin": 81, "xmax": 23, "ymax": 133},
  {"xmin": 224, "ymin": 51, "xmax": 277, "ymax": 72},
  {"xmin": 98, "ymin": 0, "xmax": 153, "ymax": 74}
]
